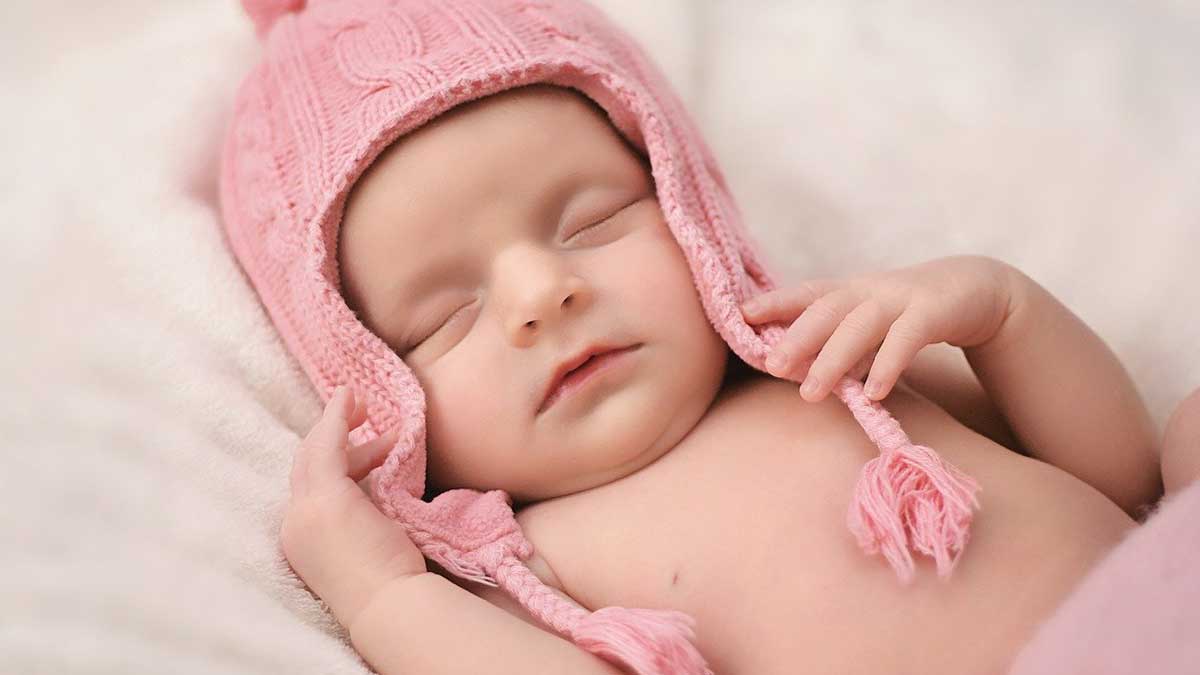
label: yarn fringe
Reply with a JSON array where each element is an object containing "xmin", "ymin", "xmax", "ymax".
[
  {"xmin": 427, "ymin": 549, "xmax": 498, "ymax": 587},
  {"xmin": 573, "ymin": 606, "xmax": 714, "ymax": 675},
  {"xmin": 847, "ymin": 441, "xmax": 981, "ymax": 583}
]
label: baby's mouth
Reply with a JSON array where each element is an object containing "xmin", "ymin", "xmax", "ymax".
[{"xmin": 539, "ymin": 344, "xmax": 641, "ymax": 414}]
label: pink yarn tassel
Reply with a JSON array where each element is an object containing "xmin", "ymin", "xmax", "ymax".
[
  {"xmin": 846, "ymin": 447, "xmax": 914, "ymax": 581},
  {"xmin": 573, "ymin": 607, "xmax": 714, "ymax": 675},
  {"xmin": 833, "ymin": 377, "xmax": 982, "ymax": 583},
  {"xmin": 847, "ymin": 442, "xmax": 981, "ymax": 583}
]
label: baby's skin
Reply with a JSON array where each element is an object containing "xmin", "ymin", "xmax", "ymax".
[{"xmin": 280, "ymin": 85, "xmax": 1194, "ymax": 674}]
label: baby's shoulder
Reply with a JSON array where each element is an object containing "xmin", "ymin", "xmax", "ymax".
[
  {"xmin": 717, "ymin": 359, "xmax": 1018, "ymax": 451},
  {"xmin": 701, "ymin": 372, "xmax": 849, "ymax": 437}
]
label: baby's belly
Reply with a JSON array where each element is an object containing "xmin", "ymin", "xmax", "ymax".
[{"xmin": 516, "ymin": 377, "xmax": 1137, "ymax": 675}]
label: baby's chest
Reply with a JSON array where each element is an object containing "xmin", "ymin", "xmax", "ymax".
[
  {"xmin": 514, "ymin": 380, "xmax": 1082, "ymax": 674},
  {"xmin": 517, "ymin": 390, "xmax": 894, "ymax": 672}
]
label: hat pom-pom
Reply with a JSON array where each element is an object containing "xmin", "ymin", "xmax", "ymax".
[
  {"xmin": 242, "ymin": 0, "xmax": 306, "ymax": 40},
  {"xmin": 573, "ymin": 606, "xmax": 713, "ymax": 675}
]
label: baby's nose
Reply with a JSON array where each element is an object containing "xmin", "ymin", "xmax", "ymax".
[{"xmin": 493, "ymin": 246, "xmax": 591, "ymax": 342}]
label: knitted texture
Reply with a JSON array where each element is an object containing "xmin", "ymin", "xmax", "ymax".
[{"xmin": 217, "ymin": 0, "xmax": 982, "ymax": 671}]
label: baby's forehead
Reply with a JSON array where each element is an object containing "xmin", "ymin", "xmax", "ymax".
[
  {"xmin": 409, "ymin": 85, "xmax": 619, "ymax": 153},
  {"xmin": 348, "ymin": 87, "xmax": 648, "ymax": 223},
  {"xmin": 337, "ymin": 85, "xmax": 656, "ymax": 320}
]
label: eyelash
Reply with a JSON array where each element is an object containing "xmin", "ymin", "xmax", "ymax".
[
  {"xmin": 408, "ymin": 301, "xmax": 474, "ymax": 349},
  {"xmin": 565, "ymin": 216, "xmax": 609, "ymax": 242},
  {"xmin": 407, "ymin": 200, "xmax": 638, "ymax": 349}
]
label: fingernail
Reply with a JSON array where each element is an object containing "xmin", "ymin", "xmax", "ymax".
[
  {"xmin": 801, "ymin": 376, "xmax": 820, "ymax": 398},
  {"xmin": 865, "ymin": 380, "xmax": 881, "ymax": 399},
  {"xmin": 742, "ymin": 298, "xmax": 761, "ymax": 314}
]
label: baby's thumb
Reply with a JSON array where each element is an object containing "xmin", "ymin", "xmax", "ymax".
[{"xmin": 347, "ymin": 432, "xmax": 399, "ymax": 482}]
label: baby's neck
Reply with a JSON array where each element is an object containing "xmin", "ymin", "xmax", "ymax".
[{"xmin": 721, "ymin": 354, "xmax": 759, "ymax": 390}]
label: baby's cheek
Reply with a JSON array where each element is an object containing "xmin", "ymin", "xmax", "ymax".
[{"xmin": 423, "ymin": 364, "xmax": 528, "ymax": 486}]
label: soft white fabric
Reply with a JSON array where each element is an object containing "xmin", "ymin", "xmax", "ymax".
[{"xmin": 2, "ymin": 1, "xmax": 1196, "ymax": 672}]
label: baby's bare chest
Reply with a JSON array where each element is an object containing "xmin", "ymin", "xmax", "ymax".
[{"xmin": 517, "ymin": 378, "xmax": 1134, "ymax": 674}]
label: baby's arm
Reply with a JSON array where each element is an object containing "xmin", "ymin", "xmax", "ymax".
[
  {"xmin": 285, "ymin": 388, "xmax": 623, "ymax": 674},
  {"xmin": 350, "ymin": 572, "xmax": 625, "ymax": 675},
  {"xmin": 963, "ymin": 265, "xmax": 1163, "ymax": 517},
  {"xmin": 744, "ymin": 256, "xmax": 1162, "ymax": 518}
]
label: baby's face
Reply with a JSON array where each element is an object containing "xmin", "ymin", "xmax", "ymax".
[{"xmin": 339, "ymin": 85, "xmax": 728, "ymax": 505}]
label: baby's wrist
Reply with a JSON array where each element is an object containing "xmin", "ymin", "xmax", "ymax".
[
  {"xmin": 967, "ymin": 257, "xmax": 1031, "ymax": 357},
  {"xmin": 346, "ymin": 571, "xmax": 438, "ymax": 639},
  {"xmin": 320, "ymin": 551, "xmax": 428, "ymax": 633}
]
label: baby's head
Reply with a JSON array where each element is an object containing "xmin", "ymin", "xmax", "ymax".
[
  {"xmin": 219, "ymin": 0, "xmax": 779, "ymax": 515},
  {"xmin": 337, "ymin": 84, "xmax": 731, "ymax": 504},
  {"xmin": 338, "ymin": 84, "xmax": 729, "ymax": 502}
]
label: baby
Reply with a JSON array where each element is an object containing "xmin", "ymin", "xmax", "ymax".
[
  {"xmin": 219, "ymin": 1, "xmax": 1198, "ymax": 673},
  {"xmin": 285, "ymin": 82, "xmax": 1191, "ymax": 674}
]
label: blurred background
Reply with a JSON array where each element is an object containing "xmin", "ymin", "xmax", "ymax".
[{"xmin": 2, "ymin": 1, "xmax": 1197, "ymax": 672}]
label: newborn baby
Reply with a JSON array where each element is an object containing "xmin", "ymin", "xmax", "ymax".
[
  {"xmin": 218, "ymin": 1, "xmax": 1194, "ymax": 673},
  {"xmin": 285, "ymin": 85, "xmax": 1175, "ymax": 674}
]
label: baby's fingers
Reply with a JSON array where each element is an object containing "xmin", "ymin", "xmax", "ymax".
[
  {"xmin": 764, "ymin": 288, "xmax": 860, "ymax": 378},
  {"xmin": 741, "ymin": 278, "xmax": 842, "ymax": 324},
  {"xmin": 294, "ymin": 386, "xmax": 354, "ymax": 497},
  {"xmin": 800, "ymin": 300, "xmax": 894, "ymax": 401},
  {"xmin": 864, "ymin": 310, "xmax": 933, "ymax": 400}
]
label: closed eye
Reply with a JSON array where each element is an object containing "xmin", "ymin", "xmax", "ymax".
[
  {"xmin": 565, "ymin": 197, "xmax": 643, "ymax": 243},
  {"xmin": 405, "ymin": 298, "xmax": 477, "ymax": 351},
  {"xmin": 405, "ymin": 197, "xmax": 647, "ymax": 353},
  {"xmin": 565, "ymin": 219, "xmax": 607, "ymax": 243}
]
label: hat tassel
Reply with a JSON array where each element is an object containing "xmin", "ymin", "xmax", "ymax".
[
  {"xmin": 573, "ymin": 606, "xmax": 713, "ymax": 675},
  {"xmin": 830, "ymin": 377, "xmax": 982, "ymax": 583}
]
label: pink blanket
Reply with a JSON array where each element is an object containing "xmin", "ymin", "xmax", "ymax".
[{"xmin": 1008, "ymin": 480, "xmax": 1200, "ymax": 674}]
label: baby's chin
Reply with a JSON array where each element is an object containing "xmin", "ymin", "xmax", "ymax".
[
  {"xmin": 438, "ymin": 341, "xmax": 729, "ymax": 505},
  {"xmin": 522, "ymin": 370, "xmax": 719, "ymax": 501},
  {"xmin": 442, "ymin": 397, "xmax": 707, "ymax": 508}
]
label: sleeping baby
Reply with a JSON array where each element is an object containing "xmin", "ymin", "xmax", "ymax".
[{"xmin": 218, "ymin": 1, "xmax": 1197, "ymax": 673}]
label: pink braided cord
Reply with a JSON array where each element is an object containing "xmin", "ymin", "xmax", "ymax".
[{"xmin": 494, "ymin": 556, "xmax": 714, "ymax": 675}]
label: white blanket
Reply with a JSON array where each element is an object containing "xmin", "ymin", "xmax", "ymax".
[{"xmin": 3, "ymin": 1, "xmax": 1197, "ymax": 672}]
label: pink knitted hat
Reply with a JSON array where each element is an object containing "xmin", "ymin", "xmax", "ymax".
[{"xmin": 219, "ymin": 1, "xmax": 982, "ymax": 672}]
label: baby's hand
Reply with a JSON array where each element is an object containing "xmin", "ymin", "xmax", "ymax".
[
  {"xmin": 279, "ymin": 386, "xmax": 427, "ymax": 632},
  {"xmin": 741, "ymin": 254, "xmax": 1016, "ymax": 403}
]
